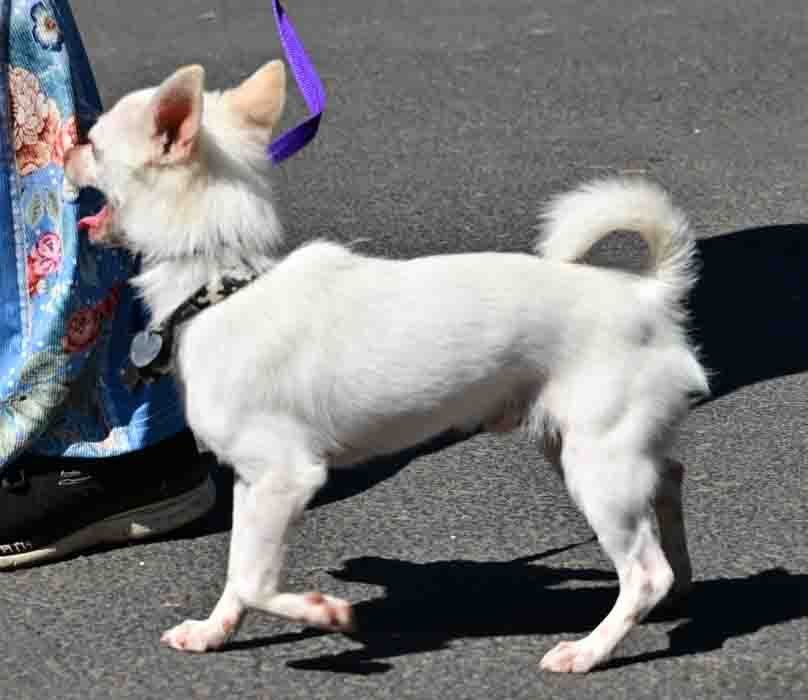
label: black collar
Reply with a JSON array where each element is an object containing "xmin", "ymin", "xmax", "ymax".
[{"xmin": 122, "ymin": 272, "xmax": 258, "ymax": 392}]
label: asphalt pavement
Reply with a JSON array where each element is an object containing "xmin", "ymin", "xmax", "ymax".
[{"xmin": 2, "ymin": 1, "xmax": 807, "ymax": 698}]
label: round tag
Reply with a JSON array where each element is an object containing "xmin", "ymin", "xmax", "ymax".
[{"xmin": 130, "ymin": 330, "xmax": 163, "ymax": 369}]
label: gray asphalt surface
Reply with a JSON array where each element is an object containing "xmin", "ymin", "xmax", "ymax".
[{"xmin": 3, "ymin": 1, "xmax": 807, "ymax": 698}]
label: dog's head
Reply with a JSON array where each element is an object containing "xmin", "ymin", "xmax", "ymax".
[{"xmin": 65, "ymin": 60, "xmax": 287, "ymax": 258}]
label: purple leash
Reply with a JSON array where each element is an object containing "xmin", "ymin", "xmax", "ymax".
[{"xmin": 268, "ymin": 0, "xmax": 327, "ymax": 164}]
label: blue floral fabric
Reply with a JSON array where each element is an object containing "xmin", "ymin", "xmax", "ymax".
[{"xmin": 0, "ymin": 0, "xmax": 186, "ymax": 471}]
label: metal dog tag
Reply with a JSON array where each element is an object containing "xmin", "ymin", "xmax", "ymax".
[{"xmin": 129, "ymin": 330, "xmax": 163, "ymax": 369}]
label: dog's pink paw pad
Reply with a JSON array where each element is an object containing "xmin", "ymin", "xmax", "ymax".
[
  {"xmin": 302, "ymin": 592, "xmax": 354, "ymax": 633},
  {"xmin": 540, "ymin": 640, "xmax": 597, "ymax": 673},
  {"xmin": 221, "ymin": 616, "xmax": 239, "ymax": 635}
]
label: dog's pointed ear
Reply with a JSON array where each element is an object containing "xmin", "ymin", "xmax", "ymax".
[
  {"xmin": 226, "ymin": 60, "xmax": 286, "ymax": 132},
  {"xmin": 150, "ymin": 64, "xmax": 205, "ymax": 163}
]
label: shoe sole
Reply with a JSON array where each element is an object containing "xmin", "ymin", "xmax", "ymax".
[{"xmin": 0, "ymin": 475, "xmax": 216, "ymax": 570}]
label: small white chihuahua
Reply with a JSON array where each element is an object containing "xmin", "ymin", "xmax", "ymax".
[{"xmin": 65, "ymin": 60, "xmax": 708, "ymax": 673}]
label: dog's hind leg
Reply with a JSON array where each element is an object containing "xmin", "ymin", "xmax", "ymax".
[
  {"xmin": 540, "ymin": 440, "xmax": 674, "ymax": 672},
  {"xmin": 654, "ymin": 458, "xmax": 693, "ymax": 598}
]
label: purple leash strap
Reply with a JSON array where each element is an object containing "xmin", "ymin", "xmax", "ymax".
[{"xmin": 268, "ymin": 0, "xmax": 327, "ymax": 164}]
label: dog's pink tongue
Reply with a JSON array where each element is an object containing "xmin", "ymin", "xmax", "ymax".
[{"xmin": 78, "ymin": 205, "xmax": 111, "ymax": 242}]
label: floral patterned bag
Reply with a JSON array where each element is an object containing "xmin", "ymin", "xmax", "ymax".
[{"xmin": 0, "ymin": 0, "xmax": 186, "ymax": 470}]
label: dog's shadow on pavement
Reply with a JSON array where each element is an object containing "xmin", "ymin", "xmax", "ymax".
[
  {"xmin": 688, "ymin": 223, "xmax": 808, "ymax": 401},
  {"xmin": 239, "ymin": 555, "xmax": 805, "ymax": 674}
]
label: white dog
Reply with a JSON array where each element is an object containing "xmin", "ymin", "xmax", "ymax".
[{"xmin": 64, "ymin": 60, "xmax": 708, "ymax": 673}]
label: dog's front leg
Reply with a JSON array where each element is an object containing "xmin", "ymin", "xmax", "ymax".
[
  {"xmin": 161, "ymin": 463, "xmax": 352, "ymax": 653},
  {"xmin": 160, "ymin": 477, "xmax": 251, "ymax": 652}
]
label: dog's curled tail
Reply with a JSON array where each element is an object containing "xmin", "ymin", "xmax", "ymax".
[{"xmin": 536, "ymin": 177, "xmax": 697, "ymax": 302}]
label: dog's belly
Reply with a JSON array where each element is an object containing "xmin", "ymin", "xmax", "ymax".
[{"xmin": 325, "ymin": 373, "xmax": 536, "ymax": 467}]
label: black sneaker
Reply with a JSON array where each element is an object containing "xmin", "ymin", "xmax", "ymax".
[{"xmin": 0, "ymin": 430, "xmax": 216, "ymax": 570}]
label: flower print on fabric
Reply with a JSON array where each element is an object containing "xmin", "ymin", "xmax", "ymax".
[
  {"xmin": 62, "ymin": 284, "xmax": 122, "ymax": 354},
  {"xmin": 0, "ymin": 350, "xmax": 70, "ymax": 459},
  {"xmin": 52, "ymin": 115, "xmax": 79, "ymax": 166},
  {"xmin": 63, "ymin": 306, "xmax": 101, "ymax": 353},
  {"xmin": 2, "ymin": 0, "xmax": 188, "ymax": 465},
  {"xmin": 9, "ymin": 65, "xmax": 63, "ymax": 175},
  {"xmin": 31, "ymin": 2, "xmax": 64, "ymax": 52},
  {"xmin": 96, "ymin": 284, "xmax": 122, "ymax": 320},
  {"xmin": 27, "ymin": 231, "xmax": 63, "ymax": 297}
]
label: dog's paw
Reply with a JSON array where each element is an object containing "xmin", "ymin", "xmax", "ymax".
[
  {"xmin": 539, "ymin": 640, "xmax": 598, "ymax": 673},
  {"xmin": 160, "ymin": 618, "xmax": 233, "ymax": 653},
  {"xmin": 301, "ymin": 592, "xmax": 355, "ymax": 633}
]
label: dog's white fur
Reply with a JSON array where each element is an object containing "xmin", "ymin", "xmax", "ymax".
[{"xmin": 65, "ymin": 61, "xmax": 708, "ymax": 673}]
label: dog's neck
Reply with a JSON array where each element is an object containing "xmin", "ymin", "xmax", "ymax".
[
  {"xmin": 121, "ymin": 128, "xmax": 285, "ymax": 326},
  {"xmin": 133, "ymin": 249, "xmax": 275, "ymax": 326}
]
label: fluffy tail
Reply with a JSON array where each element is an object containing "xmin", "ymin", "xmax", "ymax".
[{"xmin": 536, "ymin": 177, "xmax": 697, "ymax": 302}]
